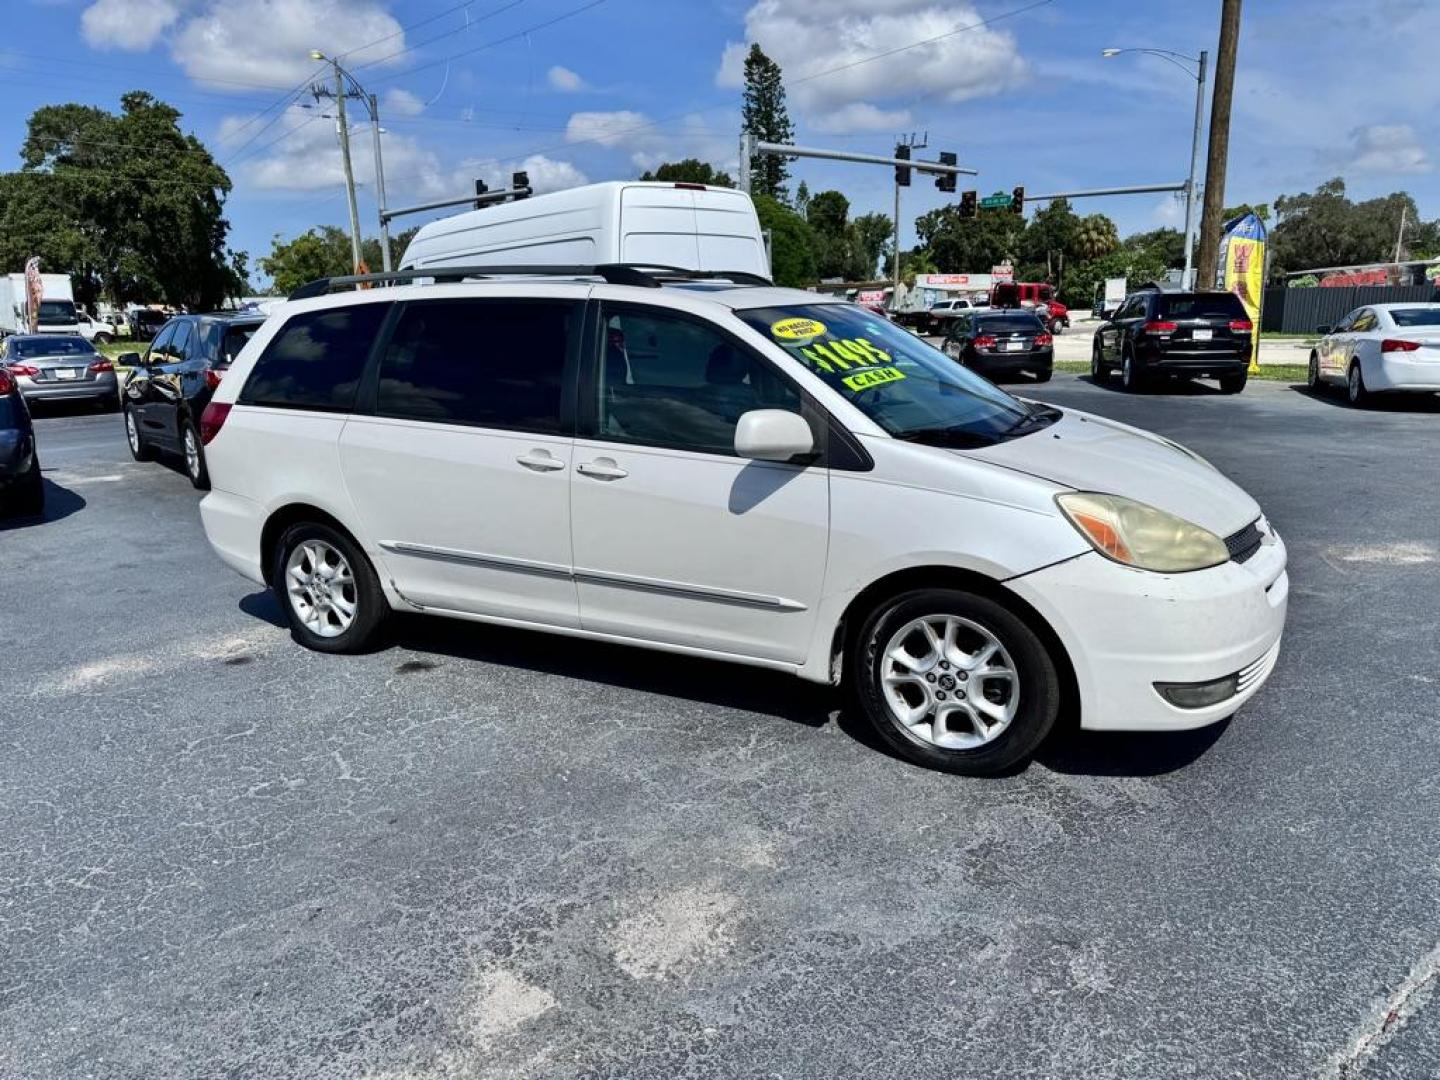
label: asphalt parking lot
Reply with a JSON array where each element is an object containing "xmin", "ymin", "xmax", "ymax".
[{"xmin": 4, "ymin": 376, "xmax": 1439, "ymax": 1079}]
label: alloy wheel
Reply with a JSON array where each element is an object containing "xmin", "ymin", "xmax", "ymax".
[
  {"xmin": 184, "ymin": 427, "xmax": 201, "ymax": 480},
  {"xmin": 125, "ymin": 409, "xmax": 140, "ymax": 454},
  {"xmin": 285, "ymin": 540, "xmax": 358, "ymax": 638},
  {"xmin": 879, "ymin": 615, "xmax": 1019, "ymax": 750}
]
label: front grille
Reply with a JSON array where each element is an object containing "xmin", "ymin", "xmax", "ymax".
[{"xmin": 1225, "ymin": 519, "xmax": 1264, "ymax": 564}]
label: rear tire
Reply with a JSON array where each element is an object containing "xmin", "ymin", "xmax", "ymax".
[
  {"xmin": 182, "ymin": 418, "xmax": 209, "ymax": 490},
  {"xmin": 1032, "ymin": 368, "xmax": 1052, "ymax": 383},
  {"xmin": 93, "ymin": 333, "xmax": 112, "ymax": 345},
  {"xmin": 1218, "ymin": 370, "xmax": 1248, "ymax": 394},
  {"xmin": 8, "ymin": 452, "xmax": 44, "ymax": 518},
  {"xmin": 850, "ymin": 588, "xmax": 1060, "ymax": 776},
  {"xmin": 273, "ymin": 521, "xmax": 389, "ymax": 654},
  {"xmin": 1121, "ymin": 347, "xmax": 1147, "ymax": 392},
  {"xmin": 123, "ymin": 405, "xmax": 152, "ymax": 461}
]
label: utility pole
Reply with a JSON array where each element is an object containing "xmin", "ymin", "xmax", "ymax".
[
  {"xmin": 1182, "ymin": 50, "xmax": 1208, "ymax": 289},
  {"xmin": 369, "ymin": 94, "xmax": 391, "ymax": 271},
  {"xmin": 1196, "ymin": 0, "xmax": 1242, "ymax": 289},
  {"xmin": 332, "ymin": 62, "xmax": 363, "ymax": 274},
  {"xmin": 1394, "ymin": 203, "xmax": 1407, "ymax": 265}
]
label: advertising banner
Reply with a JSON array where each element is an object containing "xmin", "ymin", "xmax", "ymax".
[
  {"xmin": 1221, "ymin": 214, "xmax": 1266, "ymax": 373},
  {"xmin": 24, "ymin": 255, "xmax": 43, "ymax": 334}
]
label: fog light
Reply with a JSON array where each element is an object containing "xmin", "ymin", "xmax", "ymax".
[{"xmin": 1155, "ymin": 674, "xmax": 1239, "ymax": 709}]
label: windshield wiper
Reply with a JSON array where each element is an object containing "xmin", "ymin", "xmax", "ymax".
[{"xmin": 1002, "ymin": 404, "xmax": 1061, "ymax": 437}]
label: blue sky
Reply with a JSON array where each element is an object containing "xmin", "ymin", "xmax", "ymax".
[{"xmin": 4, "ymin": 0, "xmax": 1436, "ymax": 285}]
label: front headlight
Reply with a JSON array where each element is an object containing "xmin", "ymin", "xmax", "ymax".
[{"xmin": 1056, "ymin": 492, "xmax": 1229, "ymax": 573}]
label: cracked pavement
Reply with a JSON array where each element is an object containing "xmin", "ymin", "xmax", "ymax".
[{"xmin": 2, "ymin": 377, "xmax": 1438, "ymax": 1078}]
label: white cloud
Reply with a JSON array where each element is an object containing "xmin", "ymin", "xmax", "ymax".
[
  {"xmin": 463, "ymin": 154, "xmax": 590, "ymax": 196},
  {"xmin": 171, "ymin": 0, "xmax": 406, "ymax": 87},
  {"xmin": 383, "ymin": 88, "xmax": 425, "ymax": 117},
  {"xmin": 80, "ymin": 0, "xmax": 180, "ymax": 51},
  {"xmin": 565, "ymin": 110, "xmax": 733, "ymax": 171},
  {"xmin": 716, "ymin": 1, "xmax": 1026, "ymax": 130},
  {"xmin": 808, "ymin": 102, "xmax": 912, "ymax": 134},
  {"xmin": 547, "ymin": 65, "xmax": 584, "ymax": 92},
  {"xmin": 1346, "ymin": 124, "xmax": 1431, "ymax": 174}
]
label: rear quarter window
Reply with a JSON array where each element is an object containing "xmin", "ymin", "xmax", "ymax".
[{"xmin": 239, "ymin": 304, "xmax": 389, "ymax": 412}]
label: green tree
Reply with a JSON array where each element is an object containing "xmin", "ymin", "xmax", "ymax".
[
  {"xmin": 914, "ymin": 205, "xmax": 1022, "ymax": 273},
  {"xmin": 638, "ymin": 159, "xmax": 734, "ymax": 187},
  {"xmin": 793, "ymin": 180, "xmax": 811, "ymax": 219},
  {"xmin": 752, "ymin": 195, "xmax": 815, "ymax": 287},
  {"xmin": 0, "ymin": 92, "xmax": 242, "ymax": 309},
  {"xmin": 1060, "ymin": 247, "xmax": 1168, "ymax": 309},
  {"xmin": 852, "ymin": 212, "xmax": 894, "ymax": 280},
  {"xmin": 1222, "ymin": 202, "xmax": 1270, "ymax": 223},
  {"xmin": 1019, "ymin": 198, "xmax": 1079, "ymax": 274},
  {"xmin": 259, "ymin": 225, "xmax": 419, "ymax": 295},
  {"xmin": 741, "ymin": 44, "xmax": 794, "ymax": 202},
  {"xmin": 1073, "ymin": 213, "xmax": 1120, "ymax": 260},
  {"xmin": 1271, "ymin": 178, "xmax": 1434, "ymax": 274}
]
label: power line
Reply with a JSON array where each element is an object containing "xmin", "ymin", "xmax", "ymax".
[{"xmin": 340, "ymin": 0, "xmax": 532, "ymax": 66}]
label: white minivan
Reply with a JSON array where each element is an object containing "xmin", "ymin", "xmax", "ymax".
[
  {"xmin": 400, "ymin": 181, "xmax": 769, "ymax": 279},
  {"xmin": 198, "ymin": 267, "xmax": 1288, "ymax": 776}
]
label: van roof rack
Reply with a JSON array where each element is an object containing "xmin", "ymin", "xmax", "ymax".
[{"xmin": 287, "ymin": 263, "xmax": 774, "ymax": 301}]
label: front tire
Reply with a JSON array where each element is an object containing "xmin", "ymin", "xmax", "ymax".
[
  {"xmin": 1348, "ymin": 361, "xmax": 1370, "ymax": 407},
  {"xmin": 1307, "ymin": 351, "xmax": 1323, "ymax": 391},
  {"xmin": 93, "ymin": 333, "xmax": 112, "ymax": 345},
  {"xmin": 182, "ymin": 418, "xmax": 210, "ymax": 490},
  {"xmin": 123, "ymin": 405, "xmax": 152, "ymax": 461},
  {"xmin": 851, "ymin": 588, "xmax": 1060, "ymax": 776},
  {"xmin": 273, "ymin": 522, "xmax": 389, "ymax": 654}
]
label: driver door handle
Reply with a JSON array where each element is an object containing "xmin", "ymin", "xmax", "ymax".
[
  {"xmin": 516, "ymin": 449, "xmax": 566, "ymax": 472},
  {"xmin": 577, "ymin": 458, "xmax": 628, "ymax": 481}
]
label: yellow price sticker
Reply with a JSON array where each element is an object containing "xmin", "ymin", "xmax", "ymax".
[
  {"xmin": 842, "ymin": 366, "xmax": 906, "ymax": 392},
  {"xmin": 771, "ymin": 317, "xmax": 828, "ymax": 342}
]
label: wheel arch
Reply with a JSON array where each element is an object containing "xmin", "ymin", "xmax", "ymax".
[
  {"xmin": 260, "ymin": 502, "xmax": 365, "ymax": 584},
  {"xmin": 830, "ymin": 564, "xmax": 1080, "ymax": 727}
]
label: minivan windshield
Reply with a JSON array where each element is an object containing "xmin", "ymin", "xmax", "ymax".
[{"xmin": 737, "ymin": 303, "xmax": 1054, "ymax": 447}]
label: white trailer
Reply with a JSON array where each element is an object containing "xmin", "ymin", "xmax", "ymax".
[
  {"xmin": 0, "ymin": 272, "xmax": 81, "ymax": 336},
  {"xmin": 399, "ymin": 181, "xmax": 770, "ymax": 278}
]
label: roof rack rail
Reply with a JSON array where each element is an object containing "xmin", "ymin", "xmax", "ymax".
[{"xmin": 287, "ymin": 263, "xmax": 774, "ymax": 301}]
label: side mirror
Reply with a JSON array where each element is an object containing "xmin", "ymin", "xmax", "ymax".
[
  {"xmin": 1316, "ymin": 325, "xmax": 1331, "ymax": 335},
  {"xmin": 117, "ymin": 352, "xmax": 141, "ymax": 367},
  {"xmin": 734, "ymin": 409, "xmax": 815, "ymax": 462}
]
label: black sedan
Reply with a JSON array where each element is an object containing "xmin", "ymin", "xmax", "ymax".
[
  {"xmin": 0, "ymin": 365, "xmax": 42, "ymax": 517},
  {"xmin": 941, "ymin": 310, "xmax": 1053, "ymax": 382}
]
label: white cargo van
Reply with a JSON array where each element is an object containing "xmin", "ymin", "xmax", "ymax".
[
  {"xmin": 399, "ymin": 181, "xmax": 770, "ymax": 278},
  {"xmin": 0, "ymin": 273, "xmax": 81, "ymax": 336}
]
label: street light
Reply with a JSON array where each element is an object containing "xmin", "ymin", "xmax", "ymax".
[
  {"xmin": 309, "ymin": 50, "xmax": 393, "ymax": 272},
  {"xmin": 1103, "ymin": 46, "xmax": 1208, "ymax": 289}
]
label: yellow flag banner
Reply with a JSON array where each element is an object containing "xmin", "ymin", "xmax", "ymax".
[{"xmin": 1221, "ymin": 213, "xmax": 1266, "ymax": 374}]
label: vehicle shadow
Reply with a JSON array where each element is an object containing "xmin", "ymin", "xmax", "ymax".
[
  {"xmin": 1083, "ymin": 374, "xmax": 1231, "ymax": 396},
  {"xmin": 0, "ymin": 478, "xmax": 86, "ymax": 530},
  {"xmin": 1289, "ymin": 384, "xmax": 1440, "ymax": 412},
  {"xmin": 26, "ymin": 397, "xmax": 120, "ymax": 419},
  {"xmin": 1035, "ymin": 719, "xmax": 1230, "ymax": 777},
  {"xmin": 239, "ymin": 589, "xmax": 288, "ymax": 628},
  {"xmin": 388, "ymin": 612, "xmax": 841, "ymax": 731}
]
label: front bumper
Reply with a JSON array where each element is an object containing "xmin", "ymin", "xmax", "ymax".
[{"xmin": 1007, "ymin": 525, "xmax": 1288, "ymax": 731}]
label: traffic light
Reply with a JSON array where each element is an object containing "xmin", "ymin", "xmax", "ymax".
[
  {"xmin": 935, "ymin": 151, "xmax": 957, "ymax": 194},
  {"xmin": 1011, "ymin": 185, "xmax": 1026, "ymax": 215},
  {"xmin": 512, "ymin": 170, "xmax": 531, "ymax": 199},
  {"xmin": 473, "ymin": 179, "xmax": 489, "ymax": 210},
  {"xmin": 959, "ymin": 190, "xmax": 977, "ymax": 219},
  {"xmin": 894, "ymin": 144, "xmax": 911, "ymax": 188}
]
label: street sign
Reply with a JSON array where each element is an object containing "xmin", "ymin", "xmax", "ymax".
[{"xmin": 980, "ymin": 192, "xmax": 1013, "ymax": 210}]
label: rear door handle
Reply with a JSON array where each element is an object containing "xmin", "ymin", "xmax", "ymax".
[
  {"xmin": 516, "ymin": 449, "xmax": 566, "ymax": 472},
  {"xmin": 576, "ymin": 458, "xmax": 628, "ymax": 481}
]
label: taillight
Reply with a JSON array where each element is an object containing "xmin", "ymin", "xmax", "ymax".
[
  {"xmin": 199, "ymin": 401, "xmax": 231, "ymax": 445},
  {"xmin": 7, "ymin": 363, "xmax": 39, "ymax": 376},
  {"xmin": 1143, "ymin": 321, "xmax": 1178, "ymax": 334},
  {"xmin": 0, "ymin": 370, "xmax": 13, "ymax": 394},
  {"xmin": 89, "ymin": 359, "xmax": 114, "ymax": 373},
  {"xmin": 1034, "ymin": 332, "xmax": 1053, "ymax": 347},
  {"xmin": 973, "ymin": 335, "xmax": 998, "ymax": 348},
  {"xmin": 1381, "ymin": 338, "xmax": 1422, "ymax": 353},
  {"xmin": 1229, "ymin": 319, "xmax": 1253, "ymax": 332},
  {"xmin": 204, "ymin": 368, "xmax": 223, "ymax": 390}
]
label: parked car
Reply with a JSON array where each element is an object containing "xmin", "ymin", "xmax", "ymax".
[
  {"xmin": 1092, "ymin": 290, "xmax": 1253, "ymax": 393},
  {"xmin": 0, "ymin": 334, "xmax": 117, "ymax": 409},
  {"xmin": 925, "ymin": 297, "xmax": 977, "ymax": 334},
  {"xmin": 0, "ymin": 364, "xmax": 42, "ymax": 517},
  {"xmin": 75, "ymin": 310, "xmax": 117, "ymax": 344},
  {"xmin": 941, "ymin": 309, "xmax": 1053, "ymax": 382},
  {"xmin": 197, "ymin": 265, "xmax": 1287, "ymax": 778},
  {"xmin": 1042, "ymin": 298, "xmax": 1070, "ymax": 334},
  {"xmin": 1308, "ymin": 303, "xmax": 1440, "ymax": 406},
  {"xmin": 127, "ymin": 309, "xmax": 169, "ymax": 341},
  {"xmin": 121, "ymin": 312, "xmax": 266, "ymax": 488}
]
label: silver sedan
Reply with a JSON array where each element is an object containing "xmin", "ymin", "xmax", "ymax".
[{"xmin": 0, "ymin": 334, "xmax": 119, "ymax": 409}]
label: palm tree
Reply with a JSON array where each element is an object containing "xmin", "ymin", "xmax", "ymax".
[{"xmin": 1074, "ymin": 215, "xmax": 1119, "ymax": 260}]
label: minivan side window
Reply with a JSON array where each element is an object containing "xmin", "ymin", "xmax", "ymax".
[
  {"xmin": 376, "ymin": 299, "xmax": 577, "ymax": 433},
  {"xmin": 593, "ymin": 305, "xmax": 801, "ymax": 456},
  {"xmin": 240, "ymin": 303, "xmax": 390, "ymax": 412}
]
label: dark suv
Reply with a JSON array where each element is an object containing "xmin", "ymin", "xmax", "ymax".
[
  {"xmin": 1092, "ymin": 290, "xmax": 1253, "ymax": 393},
  {"xmin": 0, "ymin": 365, "xmax": 42, "ymax": 517},
  {"xmin": 120, "ymin": 312, "xmax": 266, "ymax": 488}
]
